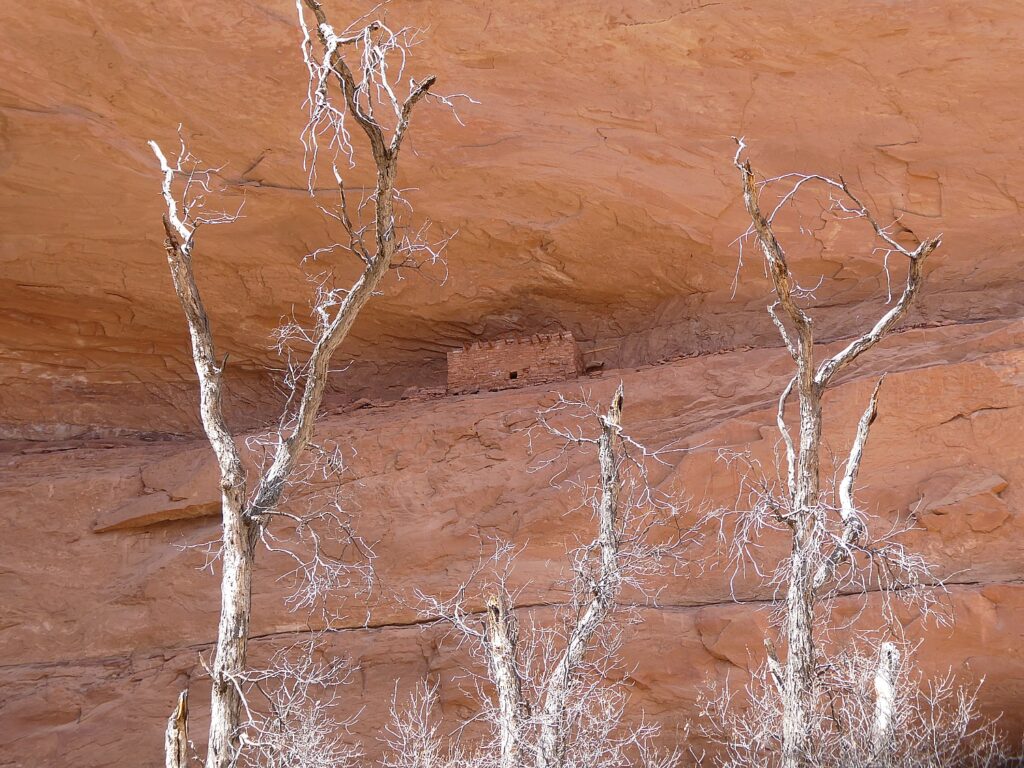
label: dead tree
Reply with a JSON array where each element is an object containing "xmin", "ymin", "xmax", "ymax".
[
  {"xmin": 700, "ymin": 639, "xmax": 1013, "ymax": 768},
  {"xmin": 405, "ymin": 385, "xmax": 685, "ymax": 768},
  {"xmin": 705, "ymin": 141, "xmax": 1013, "ymax": 767},
  {"xmin": 149, "ymin": 2, "xmax": 454, "ymax": 766},
  {"xmin": 534, "ymin": 385, "xmax": 625, "ymax": 768},
  {"xmin": 483, "ymin": 591, "xmax": 531, "ymax": 768},
  {"xmin": 732, "ymin": 140, "xmax": 938, "ymax": 768}
]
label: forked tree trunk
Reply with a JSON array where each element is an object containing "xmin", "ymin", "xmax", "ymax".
[{"xmin": 733, "ymin": 145, "xmax": 938, "ymax": 768}]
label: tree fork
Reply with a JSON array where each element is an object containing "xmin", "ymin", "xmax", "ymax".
[{"xmin": 150, "ymin": 2, "xmax": 442, "ymax": 764}]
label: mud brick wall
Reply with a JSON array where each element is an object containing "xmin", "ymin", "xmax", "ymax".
[{"xmin": 447, "ymin": 333, "xmax": 584, "ymax": 394}]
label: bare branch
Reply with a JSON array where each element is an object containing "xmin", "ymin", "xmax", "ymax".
[
  {"xmin": 840, "ymin": 378, "xmax": 882, "ymax": 522},
  {"xmin": 764, "ymin": 637, "xmax": 785, "ymax": 696},
  {"xmin": 813, "ymin": 237, "xmax": 938, "ymax": 389},
  {"xmin": 148, "ymin": 140, "xmax": 245, "ymax": 485},
  {"xmin": 811, "ymin": 377, "xmax": 882, "ymax": 594},
  {"xmin": 733, "ymin": 140, "xmax": 814, "ymax": 390},
  {"xmin": 776, "ymin": 375, "xmax": 797, "ymax": 501}
]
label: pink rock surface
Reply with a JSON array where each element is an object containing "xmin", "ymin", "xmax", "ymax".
[
  {"xmin": 2, "ymin": 1, "xmax": 1024, "ymax": 765},
  {"xmin": 2, "ymin": 320, "xmax": 1022, "ymax": 765},
  {"xmin": 2, "ymin": 1, "xmax": 1024, "ymax": 437}
]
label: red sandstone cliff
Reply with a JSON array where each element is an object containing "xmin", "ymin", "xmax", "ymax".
[{"xmin": 1, "ymin": 1, "xmax": 1023, "ymax": 766}]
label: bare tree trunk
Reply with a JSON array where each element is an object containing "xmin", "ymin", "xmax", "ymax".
[
  {"xmin": 484, "ymin": 593, "xmax": 530, "ymax": 768},
  {"xmin": 780, "ymin": 389, "xmax": 821, "ymax": 768},
  {"xmin": 165, "ymin": 690, "xmax": 190, "ymax": 768},
  {"xmin": 206, "ymin": 497, "xmax": 256, "ymax": 768},
  {"xmin": 781, "ymin": 524, "xmax": 815, "ymax": 768},
  {"xmin": 733, "ymin": 142, "xmax": 939, "ymax": 768},
  {"xmin": 535, "ymin": 385, "xmax": 624, "ymax": 768}
]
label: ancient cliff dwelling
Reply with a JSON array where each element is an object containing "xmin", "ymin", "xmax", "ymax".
[
  {"xmin": 3, "ymin": 3, "xmax": 1024, "ymax": 768},
  {"xmin": 446, "ymin": 332, "xmax": 584, "ymax": 394}
]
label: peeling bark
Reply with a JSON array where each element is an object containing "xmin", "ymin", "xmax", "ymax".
[
  {"xmin": 165, "ymin": 690, "xmax": 190, "ymax": 768},
  {"xmin": 483, "ymin": 593, "xmax": 530, "ymax": 768}
]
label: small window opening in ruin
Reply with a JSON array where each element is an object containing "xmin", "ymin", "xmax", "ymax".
[{"xmin": 446, "ymin": 332, "xmax": 584, "ymax": 395}]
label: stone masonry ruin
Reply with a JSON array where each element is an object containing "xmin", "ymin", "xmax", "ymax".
[{"xmin": 446, "ymin": 332, "xmax": 584, "ymax": 394}]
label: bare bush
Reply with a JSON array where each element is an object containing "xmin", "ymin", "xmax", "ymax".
[
  {"xmin": 699, "ymin": 641, "xmax": 1012, "ymax": 768},
  {"xmin": 381, "ymin": 683, "xmax": 466, "ymax": 768},
  {"xmin": 238, "ymin": 641, "xmax": 361, "ymax": 768},
  {"xmin": 396, "ymin": 386, "xmax": 689, "ymax": 768}
]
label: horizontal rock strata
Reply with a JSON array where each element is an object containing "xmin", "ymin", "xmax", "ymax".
[{"xmin": 1, "ymin": 319, "xmax": 1021, "ymax": 765}]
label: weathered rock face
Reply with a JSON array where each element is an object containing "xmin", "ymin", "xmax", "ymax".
[
  {"xmin": 1, "ymin": 0, "xmax": 1023, "ymax": 765},
  {"xmin": 3, "ymin": 0, "xmax": 1024, "ymax": 438},
  {"xmin": 2, "ymin": 319, "xmax": 1023, "ymax": 765}
]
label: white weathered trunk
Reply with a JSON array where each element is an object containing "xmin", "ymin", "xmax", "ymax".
[
  {"xmin": 483, "ymin": 593, "xmax": 530, "ymax": 768},
  {"xmin": 535, "ymin": 386, "xmax": 623, "ymax": 768},
  {"xmin": 165, "ymin": 690, "xmax": 189, "ymax": 768},
  {"xmin": 780, "ymin": 388, "xmax": 821, "ymax": 768},
  {"xmin": 206, "ymin": 488, "xmax": 255, "ymax": 768},
  {"xmin": 780, "ymin": 522, "xmax": 816, "ymax": 768},
  {"xmin": 871, "ymin": 642, "xmax": 899, "ymax": 766}
]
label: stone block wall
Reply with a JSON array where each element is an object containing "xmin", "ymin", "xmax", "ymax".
[{"xmin": 447, "ymin": 332, "xmax": 584, "ymax": 394}]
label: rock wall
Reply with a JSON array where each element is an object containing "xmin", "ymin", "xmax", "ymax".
[
  {"xmin": 3, "ymin": 1, "xmax": 1024, "ymax": 437},
  {"xmin": 2, "ymin": 319, "xmax": 1022, "ymax": 765},
  {"xmin": 2, "ymin": 0, "xmax": 1024, "ymax": 765}
]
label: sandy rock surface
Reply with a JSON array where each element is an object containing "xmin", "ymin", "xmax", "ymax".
[
  {"xmin": 2, "ymin": 319, "xmax": 1023, "ymax": 765},
  {"xmin": 2, "ymin": 1, "xmax": 1024, "ymax": 437},
  {"xmin": 1, "ymin": 1, "xmax": 1023, "ymax": 765}
]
